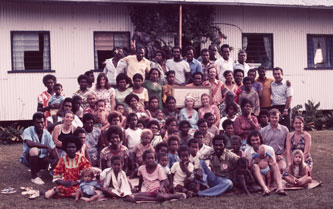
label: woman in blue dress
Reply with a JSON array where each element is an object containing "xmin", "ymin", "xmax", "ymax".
[{"xmin": 179, "ymin": 96, "xmax": 199, "ymax": 129}]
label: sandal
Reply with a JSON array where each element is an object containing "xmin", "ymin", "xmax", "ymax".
[
  {"xmin": 1, "ymin": 187, "xmax": 16, "ymax": 194},
  {"xmin": 262, "ymin": 190, "xmax": 270, "ymax": 197},
  {"xmin": 28, "ymin": 190, "xmax": 40, "ymax": 199},
  {"xmin": 276, "ymin": 189, "xmax": 287, "ymax": 196}
]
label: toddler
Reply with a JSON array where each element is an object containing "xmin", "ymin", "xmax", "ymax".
[
  {"xmin": 75, "ymin": 168, "xmax": 101, "ymax": 202},
  {"xmin": 94, "ymin": 99, "xmax": 109, "ymax": 129},
  {"xmin": 147, "ymin": 120, "xmax": 163, "ymax": 148},
  {"xmin": 156, "ymin": 110, "xmax": 165, "ymax": 128},
  {"xmin": 132, "ymin": 129, "xmax": 155, "ymax": 166},
  {"xmin": 251, "ymin": 145, "xmax": 274, "ymax": 189},
  {"xmin": 167, "ymin": 135, "xmax": 180, "ymax": 168},
  {"xmin": 48, "ymin": 83, "xmax": 65, "ymax": 115}
]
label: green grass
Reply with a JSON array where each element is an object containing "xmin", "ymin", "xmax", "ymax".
[{"xmin": 1, "ymin": 131, "xmax": 332, "ymax": 209}]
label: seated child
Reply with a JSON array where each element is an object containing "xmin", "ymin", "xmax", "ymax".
[
  {"xmin": 75, "ymin": 168, "xmax": 101, "ymax": 202},
  {"xmin": 231, "ymin": 135, "xmax": 246, "ymax": 157},
  {"xmin": 156, "ymin": 110, "xmax": 165, "ymax": 128},
  {"xmin": 147, "ymin": 120, "xmax": 163, "ymax": 148},
  {"xmin": 162, "ymin": 116, "xmax": 179, "ymax": 141},
  {"xmin": 115, "ymin": 104, "xmax": 126, "ymax": 127},
  {"xmin": 155, "ymin": 142, "xmax": 168, "ymax": 156},
  {"xmin": 99, "ymin": 156, "xmax": 132, "ymax": 198},
  {"xmin": 179, "ymin": 120, "xmax": 192, "ymax": 145},
  {"xmin": 158, "ymin": 153, "xmax": 172, "ymax": 193},
  {"xmin": 125, "ymin": 113, "xmax": 142, "ymax": 152},
  {"xmin": 48, "ymin": 83, "xmax": 65, "ymax": 115},
  {"xmin": 171, "ymin": 145, "xmax": 196, "ymax": 196},
  {"xmin": 83, "ymin": 92, "xmax": 97, "ymax": 115},
  {"xmin": 94, "ymin": 99, "xmax": 109, "ymax": 129},
  {"xmin": 221, "ymin": 119, "xmax": 234, "ymax": 149},
  {"xmin": 284, "ymin": 149, "xmax": 312, "ymax": 187},
  {"xmin": 197, "ymin": 119, "xmax": 214, "ymax": 146},
  {"xmin": 194, "ymin": 130, "xmax": 213, "ymax": 160},
  {"xmin": 100, "ymin": 125, "xmax": 129, "ymax": 171},
  {"xmin": 251, "ymin": 145, "xmax": 274, "ymax": 189},
  {"xmin": 204, "ymin": 112, "xmax": 219, "ymax": 136},
  {"xmin": 232, "ymin": 157, "xmax": 257, "ymax": 195},
  {"xmin": 137, "ymin": 119, "xmax": 146, "ymax": 130},
  {"xmin": 132, "ymin": 150, "xmax": 184, "ymax": 202},
  {"xmin": 167, "ymin": 135, "xmax": 180, "ymax": 168},
  {"xmin": 132, "ymin": 129, "xmax": 155, "ymax": 166}
]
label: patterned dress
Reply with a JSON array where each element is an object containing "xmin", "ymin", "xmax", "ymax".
[
  {"xmin": 53, "ymin": 153, "xmax": 91, "ymax": 197},
  {"xmin": 94, "ymin": 88, "xmax": 115, "ymax": 112},
  {"xmin": 291, "ymin": 134, "xmax": 313, "ymax": 169},
  {"xmin": 37, "ymin": 91, "xmax": 52, "ymax": 118}
]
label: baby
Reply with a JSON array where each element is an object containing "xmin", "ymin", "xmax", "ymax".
[
  {"xmin": 48, "ymin": 83, "xmax": 65, "ymax": 115},
  {"xmin": 251, "ymin": 145, "xmax": 273, "ymax": 189},
  {"xmin": 75, "ymin": 168, "xmax": 101, "ymax": 202},
  {"xmin": 94, "ymin": 99, "xmax": 109, "ymax": 129}
]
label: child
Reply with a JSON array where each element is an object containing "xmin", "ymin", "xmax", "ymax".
[
  {"xmin": 231, "ymin": 135, "xmax": 246, "ymax": 157},
  {"xmin": 132, "ymin": 73, "xmax": 149, "ymax": 109},
  {"xmin": 75, "ymin": 168, "xmax": 101, "ymax": 202},
  {"xmin": 48, "ymin": 83, "xmax": 65, "ymax": 116},
  {"xmin": 133, "ymin": 150, "xmax": 184, "ymax": 202},
  {"xmin": 72, "ymin": 95, "xmax": 83, "ymax": 118},
  {"xmin": 115, "ymin": 103, "xmax": 126, "ymax": 127},
  {"xmin": 100, "ymin": 125, "xmax": 129, "ymax": 171},
  {"xmin": 179, "ymin": 120, "xmax": 192, "ymax": 145},
  {"xmin": 193, "ymin": 130, "xmax": 213, "ymax": 160},
  {"xmin": 73, "ymin": 127, "xmax": 90, "ymax": 161},
  {"xmin": 125, "ymin": 113, "xmax": 142, "ymax": 151},
  {"xmin": 162, "ymin": 116, "xmax": 178, "ymax": 141},
  {"xmin": 94, "ymin": 99, "xmax": 109, "ymax": 129},
  {"xmin": 232, "ymin": 157, "xmax": 257, "ymax": 195},
  {"xmin": 73, "ymin": 74, "xmax": 92, "ymax": 109},
  {"xmin": 251, "ymin": 145, "xmax": 274, "ymax": 189},
  {"xmin": 99, "ymin": 155, "xmax": 132, "ymax": 198},
  {"xmin": 132, "ymin": 129, "xmax": 155, "ymax": 166},
  {"xmin": 83, "ymin": 92, "xmax": 97, "ymax": 115},
  {"xmin": 171, "ymin": 145, "xmax": 196, "ymax": 196},
  {"xmin": 221, "ymin": 119, "xmax": 234, "ymax": 149},
  {"xmin": 158, "ymin": 153, "xmax": 172, "ymax": 192},
  {"xmin": 204, "ymin": 112, "xmax": 219, "ymax": 136},
  {"xmin": 259, "ymin": 110, "xmax": 269, "ymax": 128},
  {"xmin": 188, "ymin": 138, "xmax": 200, "ymax": 169},
  {"xmin": 147, "ymin": 120, "xmax": 163, "ymax": 148},
  {"xmin": 155, "ymin": 142, "xmax": 168, "ymax": 156},
  {"xmin": 156, "ymin": 110, "xmax": 165, "ymax": 128},
  {"xmin": 162, "ymin": 71, "xmax": 176, "ymax": 103},
  {"xmin": 84, "ymin": 70, "xmax": 95, "ymax": 89},
  {"xmin": 167, "ymin": 136, "xmax": 180, "ymax": 168},
  {"xmin": 284, "ymin": 149, "xmax": 312, "ymax": 187},
  {"xmin": 197, "ymin": 119, "xmax": 214, "ymax": 146},
  {"xmin": 137, "ymin": 119, "xmax": 146, "ymax": 130}
]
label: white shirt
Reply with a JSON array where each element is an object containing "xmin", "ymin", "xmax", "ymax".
[
  {"xmin": 216, "ymin": 57, "xmax": 234, "ymax": 83},
  {"xmin": 125, "ymin": 128, "xmax": 142, "ymax": 151},
  {"xmin": 103, "ymin": 58, "xmax": 125, "ymax": 86},
  {"xmin": 271, "ymin": 79, "xmax": 293, "ymax": 105},
  {"xmin": 233, "ymin": 61, "xmax": 251, "ymax": 76},
  {"xmin": 46, "ymin": 115, "xmax": 83, "ymax": 129},
  {"xmin": 165, "ymin": 59, "xmax": 190, "ymax": 85},
  {"xmin": 171, "ymin": 161, "xmax": 194, "ymax": 187},
  {"xmin": 244, "ymin": 144, "xmax": 276, "ymax": 162}
]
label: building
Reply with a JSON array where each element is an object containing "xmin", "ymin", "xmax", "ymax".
[{"xmin": 1, "ymin": 0, "xmax": 333, "ymax": 121}]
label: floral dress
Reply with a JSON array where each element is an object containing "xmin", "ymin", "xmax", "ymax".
[
  {"xmin": 94, "ymin": 88, "xmax": 115, "ymax": 112},
  {"xmin": 291, "ymin": 134, "xmax": 313, "ymax": 169}
]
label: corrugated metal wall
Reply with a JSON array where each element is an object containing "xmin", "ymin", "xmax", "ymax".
[
  {"xmin": 214, "ymin": 6, "xmax": 333, "ymax": 110},
  {"xmin": 0, "ymin": 1, "xmax": 133, "ymax": 121}
]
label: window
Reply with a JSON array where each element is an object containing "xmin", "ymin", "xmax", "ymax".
[
  {"xmin": 307, "ymin": 35, "xmax": 333, "ymax": 69},
  {"xmin": 242, "ymin": 34, "xmax": 273, "ymax": 69},
  {"xmin": 94, "ymin": 32, "xmax": 130, "ymax": 70},
  {"xmin": 11, "ymin": 31, "xmax": 51, "ymax": 71}
]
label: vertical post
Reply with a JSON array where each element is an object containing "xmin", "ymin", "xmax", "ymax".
[{"xmin": 179, "ymin": 4, "xmax": 182, "ymax": 48}]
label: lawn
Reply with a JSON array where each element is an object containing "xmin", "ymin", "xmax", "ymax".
[{"xmin": 0, "ymin": 130, "xmax": 332, "ymax": 209}]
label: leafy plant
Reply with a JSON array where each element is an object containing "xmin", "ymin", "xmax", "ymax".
[{"xmin": 0, "ymin": 123, "xmax": 24, "ymax": 144}]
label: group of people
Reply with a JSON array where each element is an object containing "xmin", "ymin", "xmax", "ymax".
[{"xmin": 19, "ymin": 44, "xmax": 313, "ymax": 202}]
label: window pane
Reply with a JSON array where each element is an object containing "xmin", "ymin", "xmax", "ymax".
[
  {"xmin": 242, "ymin": 34, "xmax": 273, "ymax": 68},
  {"xmin": 12, "ymin": 32, "xmax": 50, "ymax": 71},
  {"xmin": 308, "ymin": 35, "xmax": 333, "ymax": 68},
  {"xmin": 94, "ymin": 32, "xmax": 130, "ymax": 70}
]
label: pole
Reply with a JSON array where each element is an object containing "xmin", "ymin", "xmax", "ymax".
[{"xmin": 179, "ymin": 4, "xmax": 182, "ymax": 48}]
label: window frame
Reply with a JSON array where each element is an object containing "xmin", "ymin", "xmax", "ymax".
[
  {"xmin": 305, "ymin": 34, "xmax": 333, "ymax": 70},
  {"xmin": 9, "ymin": 31, "xmax": 52, "ymax": 73},
  {"xmin": 242, "ymin": 33, "xmax": 274, "ymax": 69},
  {"xmin": 93, "ymin": 31, "xmax": 131, "ymax": 71}
]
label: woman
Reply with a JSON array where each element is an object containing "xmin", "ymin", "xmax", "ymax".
[
  {"xmin": 222, "ymin": 70, "xmax": 238, "ymax": 99},
  {"xmin": 142, "ymin": 68, "xmax": 163, "ymax": 109},
  {"xmin": 52, "ymin": 111, "xmax": 76, "ymax": 157},
  {"xmin": 163, "ymin": 96, "xmax": 179, "ymax": 119},
  {"xmin": 45, "ymin": 135, "xmax": 91, "ymax": 198},
  {"xmin": 198, "ymin": 93, "xmax": 220, "ymax": 128},
  {"xmin": 203, "ymin": 66, "xmax": 224, "ymax": 105},
  {"xmin": 219, "ymin": 101, "xmax": 238, "ymax": 132},
  {"xmin": 245, "ymin": 130, "xmax": 286, "ymax": 196},
  {"xmin": 114, "ymin": 73, "xmax": 133, "ymax": 106},
  {"xmin": 286, "ymin": 116, "xmax": 313, "ymax": 170},
  {"xmin": 234, "ymin": 98, "xmax": 260, "ymax": 141},
  {"xmin": 94, "ymin": 73, "xmax": 115, "ymax": 112},
  {"xmin": 132, "ymin": 73, "xmax": 149, "ymax": 110},
  {"xmin": 179, "ymin": 96, "xmax": 199, "ymax": 129}
]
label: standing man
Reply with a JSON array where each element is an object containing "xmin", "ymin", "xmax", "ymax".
[
  {"xmin": 151, "ymin": 50, "xmax": 167, "ymax": 84},
  {"xmin": 20, "ymin": 112, "xmax": 57, "ymax": 185},
  {"xmin": 247, "ymin": 69, "xmax": 263, "ymax": 97},
  {"xmin": 234, "ymin": 50, "xmax": 251, "ymax": 76},
  {"xmin": 200, "ymin": 48, "xmax": 215, "ymax": 81},
  {"xmin": 186, "ymin": 72, "xmax": 203, "ymax": 87},
  {"xmin": 271, "ymin": 67, "xmax": 293, "ymax": 129},
  {"xmin": 185, "ymin": 46, "xmax": 203, "ymax": 77},
  {"xmin": 165, "ymin": 47, "xmax": 190, "ymax": 85},
  {"xmin": 117, "ymin": 46, "xmax": 151, "ymax": 82},
  {"xmin": 208, "ymin": 44, "xmax": 220, "ymax": 62},
  {"xmin": 238, "ymin": 77, "xmax": 260, "ymax": 116},
  {"xmin": 216, "ymin": 44, "xmax": 234, "ymax": 82},
  {"xmin": 261, "ymin": 108, "xmax": 289, "ymax": 172},
  {"xmin": 234, "ymin": 69, "xmax": 244, "ymax": 87},
  {"xmin": 103, "ymin": 47, "xmax": 125, "ymax": 87},
  {"xmin": 256, "ymin": 66, "xmax": 274, "ymax": 110}
]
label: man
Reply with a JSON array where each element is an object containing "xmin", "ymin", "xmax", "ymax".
[
  {"xmin": 82, "ymin": 113, "xmax": 101, "ymax": 167},
  {"xmin": 73, "ymin": 74, "xmax": 92, "ymax": 108},
  {"xmin": 150, "ymin": 50, "xmax": 167, "ymax": 84},
  {"xmin": 117, "ymin": 46, "xmax": 151, "ymax": 82},
  {"xmin": 198, "ymin": 135, "xmax": 237, "ymax": 197},
  {"xmin": 200, "ymin": 48, "xmax": 215, "ymax": 81},
  {"xmin": 256, "ymin": 66, "xmax": 274, "ymax": 110},
  {"xmin": 184, "ymin": 46, "xmax": 203, "ymax": 77},
  {"xmin": 245, "ymin": 131, "xmax": 287, "ymax": 195},
  {"xmin": 234, "ymin": 50, "xmax": 251, "ymax": 76},
  {"xmin": 260, "ymin": 108, "xmax": 289, "ymax": 172},
  {"xmin": 271, "ymin": 67, "xmax": 293, "ymax": 129},
  {"xmin": 103, "ymin": 47, "xmax": 125, "ymax": 86},
  {"xmin": 20, "ymin": 112, "xmax": 57, "ymax": 185},
  {"xmin": 185, "ymin": 72, "xmax": 203, "ymax": 87},
  {"xmin": 238, "ymin": 77, "xmax": 260, "ymax": 116},
  {"xmin": 234, "ymin": 68, "xmax": 244, "ymax": 87},
  {"xmin": 216, "ymin": 44, "xmax": 234, "ymax": 82},
  {"xmin": 208, "ymin": 44, "xmax": 219, "ymax": 61},
  {"xmin": 165, "ymin": 47, "xmax": 190, "ymax": 85},
  {"xmin": 247, "ymin": 69, "xmax": 263, "ymax": 97}
]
